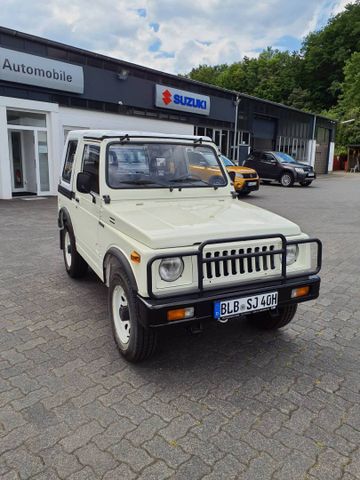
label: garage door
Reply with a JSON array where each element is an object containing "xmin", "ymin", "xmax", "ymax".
[
  {"xmin": 315, "ymin": 128, "xmax": 330, "ymax": 174},
  {"xmin": 252, "ymin": 116, "xmax": 277, "ymax": 151}
]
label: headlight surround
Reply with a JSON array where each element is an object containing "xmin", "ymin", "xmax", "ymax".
[
  {"xmin": 286, "ymin": 244, "xmax": 299, "ymax": 266},
  {"xmin": 235, "ymin": 172, "xmax": 244, "ymax": 178},
  {"xmin": 159, "ymin": 257, "xmax": 184, "ymax": 282},
  {"xmin": 295, "ymin": 167, "xmax": 304, "ymax": 174}
]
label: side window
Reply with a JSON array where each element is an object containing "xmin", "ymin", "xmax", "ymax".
[
  {"xmin": 262, "ymin": 153, "xmax": 274, "ymax": 162},
  {"xmin": 82, "ymin": 144, "xmax": 100, "ymax": 194},
  {"xmin": 62, "ymin": 140, "xmax": 78, "ymax": 183}
]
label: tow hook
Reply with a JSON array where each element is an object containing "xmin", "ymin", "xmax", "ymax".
[{"xmin": 188, "ymin": 322, "xmax": 203, "ymax": 335}]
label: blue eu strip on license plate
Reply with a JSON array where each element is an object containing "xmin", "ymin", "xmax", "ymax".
[{"xmin": 214, "ymin": 291, "xmax": 278, "ymax": 320}]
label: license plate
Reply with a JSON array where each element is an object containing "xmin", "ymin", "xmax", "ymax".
[
  {"xmin": 247, "ymin": 181, "xmax": 257, "ymax": 186},
  {"xmin": 214, "ymin": 291, "xmax": 278, "ymax": 320},
  {"xmin": 307, "ymin": 173, "xmax": 315, "ymax": 177}
]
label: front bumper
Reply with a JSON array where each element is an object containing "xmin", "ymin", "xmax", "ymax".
[
  {"xmin": 137, "ymin": 274, "xmax": 320, "ymax": 328},
  {"xmin": 234, "ymin": 178, "xmax": 260, "ymax": 193},
  {"xmin": 295, "ymin": 171, "xmax": 316, "ymax": 182}
]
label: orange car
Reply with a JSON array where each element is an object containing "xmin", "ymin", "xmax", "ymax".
[
  {"xmin": 188, "ymin": 150, "xmax": 259, "ymax": 195},
  {"xmin": 220, "ymin": 155, "xmax": 259, "ymax": 196}
]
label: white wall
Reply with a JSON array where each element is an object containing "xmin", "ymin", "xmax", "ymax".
[
  {"xmin": 307, "ymin": 139, "xmax": 316, "ymax": 167},
  {"xmin": 328, "ymin": 141, "xmax": 335, "ymax": 172}
]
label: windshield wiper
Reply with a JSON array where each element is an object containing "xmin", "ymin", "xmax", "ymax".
[
  {"xmin": 170, "ymin": 175, "xmax": 208, "ymax": 184},
  {"xmin": 117, "ymin": 179, "xmax": 165, "ymax": 186}
]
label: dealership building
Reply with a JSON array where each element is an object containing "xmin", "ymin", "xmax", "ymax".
[{"xmin": 0, "ymin": 26, "xmax": 336, "ymax": 199}]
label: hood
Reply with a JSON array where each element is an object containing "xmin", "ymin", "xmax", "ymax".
[
  {"xmin": 226, "ymin": 165, "xmax": 257, "ymax": 174},
  {"xmin": 106, "ymin": 197, "xmax": 301, "ymax": 249},
  {"xmin": 283, "ymin": 161, "xmax": 313, "ymax": 170}
]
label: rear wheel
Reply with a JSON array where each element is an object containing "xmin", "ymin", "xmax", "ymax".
[
  {"xmin": 300, "ymin": 181, "xmax": 312, "ymax": 187},
  {"xmin": 62, "ymin": 225, "xmax": 88, "ymax": 278},
  {"xmin": 251, "ymin": 304, "xmax": 297, "ymax": 330},
  {"xmin": 109, "ymin": 265, "xmax": 157, "ymax": 362},
  {"xmin": 280, "ymin": 172, "xmax": 294, "ymax": 187}
]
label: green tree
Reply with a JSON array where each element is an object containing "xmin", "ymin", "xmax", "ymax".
[{"xmin": 301, "ymin": 1, "xmax": 360, "ymax": 110}]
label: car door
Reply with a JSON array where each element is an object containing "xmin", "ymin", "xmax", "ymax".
[
  {"xmin": 245, "ymin": 153, "xmax": 262, "ymax": 176},
  {"xmin": 73, "ymin": 142, "xmax": 102, "ymax": 272},
  {"xmin": 259, "ymin": 153, "xmax": 278, "ymax": 179}
]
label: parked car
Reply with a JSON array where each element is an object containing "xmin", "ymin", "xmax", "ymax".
[
  {"xmin": 58, "ymin": 131, "xmax": 322, "ymax": 362},
  {"xmin": 243, "ymin": 151, "xmax": 316, "ymax": 187},
  {"xmin": 188, "ymin": 151, "xmax": 259, "ymax": 196},
  {"xmin": 220, "ymin": 155, "xmax": 259, "ymax": 196}
]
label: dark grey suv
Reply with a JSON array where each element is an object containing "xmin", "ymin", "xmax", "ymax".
[{"xmin": 243, "ymin": 151, "xmax": 316, "ymax": 187}]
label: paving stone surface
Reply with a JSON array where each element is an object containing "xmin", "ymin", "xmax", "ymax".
[{"xmin": 0, "ymin": 173, "xmax": 359, "ymax": 479}]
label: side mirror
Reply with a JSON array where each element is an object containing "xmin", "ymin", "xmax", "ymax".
[
  {"xmin": 228, "ymin": 171, "xmax": 236, "ymax": 182},
  {"xmin": 76, "ymin": 172, "xmax": 92, "ymax": 193}
]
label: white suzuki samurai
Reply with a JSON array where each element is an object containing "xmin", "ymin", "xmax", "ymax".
[{"xmin": 58, "ymin": 131, "xmax": 322, "ymax": 362}]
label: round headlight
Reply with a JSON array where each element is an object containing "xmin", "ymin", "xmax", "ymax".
[
  {"xmin": 286, "ymin": 245, "xmax": 299, "ymax": 266},
  {"xmin": 159, "ymin": 257, "xmax": 184, "ymax": 282}
]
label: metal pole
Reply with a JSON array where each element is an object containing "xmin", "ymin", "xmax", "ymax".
[
  {"xmin": 311, "ymin": 114, "xmax": 316, "ymax": 167},
  {"xmin": 232, "ymin": 96, "xmax": 240, "ymax": 164}
]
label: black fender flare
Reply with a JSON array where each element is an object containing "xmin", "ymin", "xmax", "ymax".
[
  {"xmin": 58, "ymin": 207, "xmax": 74, "ymax": 250},
  {"xmin": 103, "ymin": 247, "xmax": 138, "ymax": 292}
]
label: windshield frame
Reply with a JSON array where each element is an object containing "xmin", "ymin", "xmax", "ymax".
[
  {"xmin": 105, "ymin": 140, "xmax": 229, "ymax": 190},
  {"xmin": 274, "ymin": 152, "xmax": 298, "ymax": 164}
]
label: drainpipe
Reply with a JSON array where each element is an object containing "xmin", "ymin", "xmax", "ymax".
[{"xmin": 232, "ymin": 95, "xmax": 241, "ymax": 164}]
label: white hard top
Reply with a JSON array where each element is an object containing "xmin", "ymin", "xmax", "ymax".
[{"xmin": 67, "ymin": 129, "xmax": 212, "ymax": 142}]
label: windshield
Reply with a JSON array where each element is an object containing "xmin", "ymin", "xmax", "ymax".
[
  {"xmin": 274, "ymin": 152, "xmax": 297, "ymax": 164},
  {"xmin": 106, "ymin": 143, "xmax": 228, "ymax": 189},
  {"xmin": 220, "ymin": 155, "xmax": 235, "ymax": 167}
]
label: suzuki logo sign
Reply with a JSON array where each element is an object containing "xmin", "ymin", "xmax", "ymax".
[
  {"xmin": 162, "ymin": 89, "xmax": 172, "ymax": 105},
  {"xmin": 155, "ymin": 84, "xmax": 210, "ymax": 116}
]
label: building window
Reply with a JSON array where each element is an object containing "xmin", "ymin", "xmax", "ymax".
[
  {"xmin": 82, "ymin": 144, "xmax": 100, "ymax": 194},
  {"xmin": 62, "ymin": 140, "xmax": 78, "ymax": 183},
  {"xmin": 7, "ymin": 110, "xmax": 46, "ymax": 127}
]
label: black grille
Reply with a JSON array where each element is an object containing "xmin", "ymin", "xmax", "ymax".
[
  {"xmin": 242, "ymin": 173, "xmax": 257, "ymax": 179},
  {"xmin": 203, "ymin": 244, "xmax": 278, "ymax": 280}
]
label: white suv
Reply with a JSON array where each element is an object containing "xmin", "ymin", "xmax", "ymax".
[{"xmin": 58, "ymin": 131, "xmax": 322, "ymax": 362}]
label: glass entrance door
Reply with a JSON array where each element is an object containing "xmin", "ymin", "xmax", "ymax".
[
  {"xmin": 8, "ymin": 130, "xmax": 26, "ymax": 192},
  {"xmin": 7, "ymin": 109, "xmax": 50, "ymax": 196}
]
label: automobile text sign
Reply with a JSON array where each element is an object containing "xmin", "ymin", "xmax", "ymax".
[{"xmin": 0, "ymin": 47, "xmax": 84, "ymax": 94}]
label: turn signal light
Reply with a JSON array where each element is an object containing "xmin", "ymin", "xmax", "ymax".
[
  {"xmin": 291, "ymin": 286, "xmax": 310, "ymax": 298},
  {"xmin": 167, "ymin": 307, "xmax": 194, "ymax": 321},
  {"xmin": 130, "ymin": 251, "xmax": 141, "ymax": 264}
]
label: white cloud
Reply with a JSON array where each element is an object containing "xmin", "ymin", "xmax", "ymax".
[{"xmin": 0, "ymin": 0, "xmax": 355, "ymax": 73}]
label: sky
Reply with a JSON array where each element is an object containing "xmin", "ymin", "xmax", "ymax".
[{"xmin": 0, "ymin": 0, "xmax": 356, "ymax": 74}]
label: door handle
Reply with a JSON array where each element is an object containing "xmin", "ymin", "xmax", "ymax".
[{"xmin": 75, "ymin": 197, "xmax": 79, "ymax": 203}]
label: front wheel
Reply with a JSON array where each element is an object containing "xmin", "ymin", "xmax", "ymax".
[
  {"xmin": 62, "ymin": 225, "xmax": 88, "ymax": 278},
  {"xmin": 238, "ymin": 191, "xmax": 251, "ymax": 197},
  {"xmin": 251, "ymin": 304, "xmax": 297, "ymax": 330},
  {"xmin": 280, "ymin": 172, "xmax": 294, "ymax": 187},
  {"xmin": 109, "ymin": 266, "xmax": 157, "ymax": 362},
  {"xmin": 300, "ymin": 181, "xmax": 312, "ymax": 187}
]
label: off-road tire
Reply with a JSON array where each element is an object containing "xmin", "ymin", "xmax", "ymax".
[
  {"xmin": 109, "ymin": 265, "xmax": 157, "ymax": 362},
  {"xmin": 62, "ymin": 225, "xmax": 88, "ymax": 278},
  {"xmin": 251, "ymin": 304, "xmax": 298, "ymax": 330},
  {"xmin": 238, "ymin": 191, "xmax": 251, "ymax": 197},
  {"xmin": 280, "ymin": 172, "xmax": 294, "ymax": 187}
]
